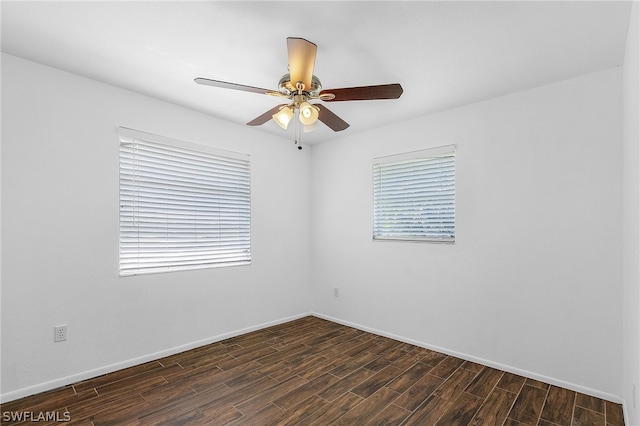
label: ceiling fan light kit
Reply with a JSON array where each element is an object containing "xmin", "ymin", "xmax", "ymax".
[
  {"xmin": 298, "ymin": 101, "xmax": 319, "ymax": 125},
  {"xmin": 195, "ymin": 37, "xmax": 404, "ymax": 148},
  {"xmin": 273, "ymin": 105, "xmax": 294, "ymax": 130}
]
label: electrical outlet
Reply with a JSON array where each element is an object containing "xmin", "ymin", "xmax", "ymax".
[
  {"xmin": 333, "ymin": 287, "xmax": 339, "ymax": 297},
  {"xmin": 54, "ymin": 325, "xmax": 67, "ymax": 342}
]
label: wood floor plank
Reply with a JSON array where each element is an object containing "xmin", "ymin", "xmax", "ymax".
[
  {"xmin": 302, "ymin": 328, "xmax": 348, "ymax": 346},
  {"xmin": 53, "ymin": 388, "xmax": 100, "ymax": 411},
  {"xmin": 297, "ymin": 354, "xmax": 351, "ymax": 381},
  {"xmin": 435, "ymin": 392, "xmax": 484, "ymax": 426},
  {"xmin": 328, "ymin": 350, "xmax": 379, "ymax": 378},
  {"xmin": 573, "ymin": 405, "xmax": 606, "ymax": 426},
  {"xmin": 180, "ymin": 355, "xmax": 235, "ymax": 374},
  {"xmin": 235, "ymin": 375, "xmax": 308, "ymax": 416},
  {"xmin": 133, "ymin": 386, "xmax": 229, "ymax": 424},
  {"xmin": 112, "ymin": 400, "xmax": 202, "ymax": 426},
  {"xmin": 296, "ymin": 391, "xmax": 364, "ymax": 426},
  {"xmin": 332, "ymin": 386, "xmax": 400, "ymax": 425},
  {"xmin": 343, "ymin": 340, "xmax": 377, "ymax": 358},
  {"xmin": 403, "ymin": 394, "xmax": 456, "ymax": 425},
  {"xmin": 225, "ymin": 402, "xmax": 284, "ymax": 426},
  {"xmin": 190, "ymin": 361, "xmax": 262, "ymax": 393},
  {"xmin": 175, "ymin": 347, "xmax": 231, "ymax": 363},
  {"xmin": 540, "ymin": 385, "xmax": 576, "ymax": 426},
  {"xmin": 497, "ymin": 372, "xmax": 527, "ymax": 394},
  {"xmin": 74, "ymin": 393, "xmax": 146, "ymax": 424},
  {"xmin": 199, "ymin": 405, "xmax": 243, "ymax": 425},
  {"xmin": 220, "ymin": 329, "xmax": 271, "ymax": 348},
  {"xmin": 468, "ymin": 386, "xmax": 519, "ymax": 426},
  {"xmin": 381, "ymin": 345, "xmax": 416, "ymax": 365},
  {"xmin": 329, "ymin": 336, "xmax": 373, "ymax": 357},
  {"xmin": 465, "ymin": 367, "xmax": 505, "ymax": 399},
  {"xmin": 161, "ymin": 360, "xmax": 221, "ymax": 382},
  {"xmin": 606, "ymin": 400, "xmax": 625, "ymax": 426},
  {"xmin": 226, "ymin": 342, "xmax": 279, "ymax": 363},
  {"xmin": 273, "ymin": 394, "xmax": 327, "ymax": 426},
  {"xmin": 576, "ymin": 392, "xmax": 605, "ymax": 413},
  {"xmin": 463, "ymin": 360, "xmax": 486, "ymax": 373},
  {"xmin": 252, "ymin": 342, "xmax": 312, "ymax": 366},
  {"xmin": 198, "ymin": 375, "xmax": 279, "ymax": 416},
  {"xmin": 272, "ymin": 372, "xmax": 341, "ymax": 410},
  {"xmin": 224, "ymin": 368, "xmax": 268, "ymax": 389},
  {"xmin": 317, "ymin": 369, "xmax": 376, "ymax": 402},
  {"xmin": 313, "ymin": 328, "xmax": 361, "ymax": 352},
  {"xmin": 138, "ymin": 380, "xmax": 197, "ymax": 403},
  {"xmin": 420, "ymin": 349, "xmax": 450, "ymax": 367},
  {"xmin": 394, "ymin": 373, "xmax": 446, "ymax": 411},
  {"xmin": 94, "ymin": 375, "xmax": 168, "ymax": 399},
  {"xmin": 525, "ymin": 377, "xmax": 550, "ymax": 390},
  {"xmin": 385, "ymin": 350, "xmax": 424, "ymax": 371},
  {"xmin": 257, "ymin": 359, "xmax": 295, "ymax": 382},
  {"xmin": 369, "ymin": 403, "xmax": 412, "ymax": 425},
  {"xmin": 368, "ymin": 336, "xmax": 403, "ymax": 355},
  {"xmin": 433, "ymin": 367, "xmax": 479, "ymax": 401},
  {"xmin": 507, "ymin": 384, "xmax": 549, "ymax": 425},
  {"xmin": 430, "ymin": 355, "xmax": 466, "ymax": 379},
  {"xmin": 503, "ymin": 418, "xmax": 531, "ymax": 426},
  {"xmin": 350, "ymin": 364, "xmax": 402, "ymax": 398},
  {"xmin": 363, "ymin": 356, "xmax": 392, "ymax": 372},
  {"xmin": 386, "ymin": 361, "xmax": 434, "ymax": 394},
  {"xmin": 0, "ymin": 316, "xmax": 625, "ymax": 426}
]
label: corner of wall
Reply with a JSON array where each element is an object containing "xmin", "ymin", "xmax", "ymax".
[{"xmin": 622, "ymin": 2, "xmax": 640, "ymax": 425}]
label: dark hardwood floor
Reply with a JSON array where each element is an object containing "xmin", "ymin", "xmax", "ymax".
[{"xmin": 0, "ymin": 316, "xmax": 625, "ymax": 425}]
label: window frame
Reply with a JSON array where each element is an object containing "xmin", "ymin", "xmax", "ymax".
[
  {"xmin": 372, "ymin": 145, "xmax": 456, "ymax": 243},
  {"xmin": 118, "ymin": 127, "xmax": 251, "ymax": 277}
]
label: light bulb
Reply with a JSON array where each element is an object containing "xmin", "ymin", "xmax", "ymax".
[{"xmin": 298, "ymin": 102, "xmax": 319, "ymax": 125}]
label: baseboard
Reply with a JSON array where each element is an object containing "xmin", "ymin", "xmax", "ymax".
[
  {"xmin": 311, "ymin": 311, "xmax": 625, "ymax": 406},
  {"xmin": 0, "ymin": 312, "xmax": 310, "ymax": 404},
  {"xmin": 623, "ymin": 401, "xmax": 632, "ymax": 426}
]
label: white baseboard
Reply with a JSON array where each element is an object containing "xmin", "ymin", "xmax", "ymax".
[
  {"xmin": 623, "ymin": 401, "xmax": 633, "ymax": 426},
  {"xmin": 0, "ymin": 312, "xmax": 310, "ymax": 404},
  {"xmin": 311, "ymin": 311, "xmax": 625, "ymax": 406}
]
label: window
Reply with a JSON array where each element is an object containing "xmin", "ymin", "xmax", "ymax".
[
  {"xmin": 119, "ymin": 128, "xmax": 251, "ymax": 276},
  {"xmin": 373, "ymin": 145, "xmax": 455, "ymax": 242}
]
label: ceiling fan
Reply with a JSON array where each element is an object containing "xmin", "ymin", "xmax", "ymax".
[{"xmin": 195, "ymin": 37, "xmax": 403, "ymax": 149}]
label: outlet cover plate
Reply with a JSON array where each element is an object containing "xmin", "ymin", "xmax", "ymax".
[{"xmin": 54, "ymin": 325, "xmax": 67, "ymax": 342}]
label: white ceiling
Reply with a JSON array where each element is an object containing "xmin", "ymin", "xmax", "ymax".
[{"xmin": 0, "ymin": 1, "xmax": 632, "ymax": 145}]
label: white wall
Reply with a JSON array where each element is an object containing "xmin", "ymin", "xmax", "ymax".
[
  {"xmin": 1, "ymin": 49, "xmax": 630, "ymax": 407},
  {"xmin": 0, "ymin": 54, "xmax": 312, "ymax": 400},
  {"xmin": 310, "ymin": 68, "xmax": 623, "ymax": 399},
  {"xmin": 623, "ymin": 2, "xmax": 640, "ymax": 425}
]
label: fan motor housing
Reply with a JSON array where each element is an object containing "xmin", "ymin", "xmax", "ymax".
[{"xmin": 278, "ymin": 73, "xmax": 322, "ymax": 97}]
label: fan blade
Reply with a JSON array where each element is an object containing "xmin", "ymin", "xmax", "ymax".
[
  {"xmin": 287, "ymin": 37, "xmax": 317, "ymax": 92},
  {"xmin": 316, "ymin": 104, "xmax": 350, "ymax": 132},
  {"xmin": 320, "ymin": 83, "xmax": 403, "ymax": 102},
  {"xmin": 247, "ymin": 104, "xmax": 288, "ymax": 126},
  {"xmin": 195, "ymin": 78, "xmax": 274, "ymax": 95}
]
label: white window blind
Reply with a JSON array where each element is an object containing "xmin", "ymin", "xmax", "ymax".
[
  {"xmin": 373, "ymin": 146, "xmax": 455, "ymax": 242},
  {"xmin": 119, "ymin": 128, "xmax": 251, "ymax": 276}
]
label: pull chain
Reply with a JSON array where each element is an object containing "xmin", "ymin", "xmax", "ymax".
[{"xmin": 293, "ymin": 82, "xmax": 305, "ymax": 150}]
